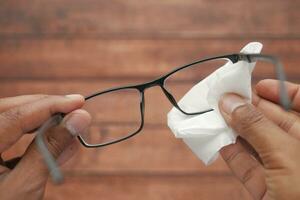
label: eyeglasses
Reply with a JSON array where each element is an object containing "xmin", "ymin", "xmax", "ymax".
[{"xmin": 36, "ymin": 53, "xmax": 291, "ymax": 183}]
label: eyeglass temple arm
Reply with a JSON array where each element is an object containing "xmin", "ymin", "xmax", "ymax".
[
  {"xmin": 35, "ymin": 114, "xmax": 64, "ymax": 184},
  {"xmin": 239, "ymin": 54, "xmax": 291, "ymax": 110}
]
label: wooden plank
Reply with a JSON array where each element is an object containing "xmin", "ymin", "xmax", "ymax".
[
  {"xmin": 44, "ymin": 175, "xmax": 252, "ymax": 200},
  {"xmin": 0, "ymin": 39, "xmax": 299, "ymax": 79},
  {"xmin": 0, "ymin": 81, "xmax": 230, "ymax": 172},
  {"xmin": 2, "ymin": 80, "xmax": 299, "ymax": 126},
  {"xmin": 64, "ymin": 127, "xmax": 230, "ymax": 173},
  {"xmin": 0, "ymin": 81, "xmax": 193, "ymax": 125},
  {"xmin": 0, "ymin": 0, "xmax": 298, "ymax": 38},
  {"xmin": 0, "ymin": 80, "xmax": 235, "ymax": 174},
  {"xmin": 1, "ymin": 1, "xmax": 295, "ymax": 199},
  {"xmin": 2, "ymin": 125, "xmax": 231, "ymax": 173}
]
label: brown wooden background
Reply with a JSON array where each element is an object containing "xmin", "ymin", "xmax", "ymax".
[{"xmin": 0, "ymin": 1, "xmax": 299, "ymax": 199}]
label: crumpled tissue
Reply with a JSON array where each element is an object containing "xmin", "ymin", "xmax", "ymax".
[{"xmin": 167, "ymin": 42, "xmax": 263, "ymax": 165}]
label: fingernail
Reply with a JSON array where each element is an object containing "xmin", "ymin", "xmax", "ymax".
[
  {"xmin": 65, "ymin": 94, "xmax": 84, "ymax": 101},
  {"xmin": 64, "ymin": 110, "xmax": 91, "ymax": 136},
  {"xmin": 220, "ymin": 94, "xmax": 246, "ymax": 115}
]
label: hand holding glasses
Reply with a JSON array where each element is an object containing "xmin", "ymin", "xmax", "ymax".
[{"xmin": 36, "ymin": 53, "xmax": 291, "ymax": 183}]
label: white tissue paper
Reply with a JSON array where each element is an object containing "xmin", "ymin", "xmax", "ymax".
[{"xmin": 167, "ymin": 42, "xmax": 263, "ymax": 165}]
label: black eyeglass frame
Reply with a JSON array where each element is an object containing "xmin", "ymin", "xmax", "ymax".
[
  {"xmin": 78, "ymin": 53, "xmax": 290, "ymax": 148},
  {"xmin": 36, "ymin": 53, "xmax": 290, "ymax": 183}
]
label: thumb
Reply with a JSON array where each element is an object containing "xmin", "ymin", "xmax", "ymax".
[
  {"xmin": 6, "ymin": 109, "xmax": 91, "ymax": 195},
  {"xmin": 219, "ymin": 93, "xmax": 292, "ymax": 167}
]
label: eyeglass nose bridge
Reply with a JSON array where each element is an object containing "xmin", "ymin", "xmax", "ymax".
[
  {"xmin": 137, "ymin": 77, "xmax": 165, "ymax": 91},
  {"xmin": 159, "ymin": 85, "xmax": 199, "ymax": 115},
  {"xmin": 137, "ymin": 77, "xmax": 210, "ymax": 116},
  {"xmin": 136, "ymin": 77, "xmax": 183, "ymax": 112},
  {"xmin": 136, "ymin": 77, "xmax": 175, "ymax": 103},
  {"xmin": 160, "ymin": 85, "xmax": 179, "ymax": 107}
]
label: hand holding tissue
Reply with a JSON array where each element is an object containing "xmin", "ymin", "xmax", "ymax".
[{"xmin": 167, "ymin": 42, "xmax": 263, "ymax": 165}]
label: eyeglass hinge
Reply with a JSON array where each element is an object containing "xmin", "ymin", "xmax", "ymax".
[{"xmin": 238, "ymin": 54, "xmax": 252, "ymax": 63}]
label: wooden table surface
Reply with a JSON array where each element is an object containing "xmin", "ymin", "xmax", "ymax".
[{"xmin": 0, "ymin": 1, "xmax": 299, "ymax": 199}]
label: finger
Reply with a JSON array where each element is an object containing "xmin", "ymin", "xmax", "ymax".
[
  {"xmin": 255, "ymin": 79, "xmax": 300, "ymax": 112},
  {"xmin": 238, "ymin": 135, "xmax": 263, "ymax": 164},
  {"xmin": 252, "ymin": 92, "xmax": 300, "ymax": 140},
  {"xmin": 220, "ymin": 138, "xmax": 265, "ymax": 200},
  {"xmin": 56, "ymin": 139, "xmax": 80, "ymax": 166},
  {"xmin": 0, "ymin": 94, "xmax": 84, "ymax": 153},
  {"xmin": 0, "ymin": 95, "xmax": 48, "ymax": 113},
  {"xmin": 56, "ymin": 110, "xmax": 90, "ymax": 166},
  {"xmin": 219, "ymin": 93, "xmax": 293, "ymax": 168},
  {"xmin": 0, "ymin": 155, "xmax": 10, "ymax": 174},
  {"xmin": 6, "ymin": 109, "xmax": 91, "ymax": 194}
]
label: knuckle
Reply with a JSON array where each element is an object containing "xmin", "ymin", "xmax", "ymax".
[
  {"xmin": 231, "ymin": 104, "xmax": 266, "ymax": 133},
  {"xmin": 45, "ymin": 126, "xmax": 72, "ymax": 158},
  {"xmin": 240, "ymin": 163, "xmax": 260, "ymax": 184},
  {"xmin": 278, "ymin": 115, "xmax": 297, "ymax": 133},
  {"xmin": 0, "ymin": 103, "xmax": 36, "ymax": 132},
  {"xmin": 224, "ymin": 149, "xmax": 243, "ymax": 164},
  {"xmin": 46, "ymin": 133, "xmax": 64, "ymax": 158},
  {"xmin": 1, "ymin": 108, "xmax": 22, "ymax": 124},
  {"xmin": 262, "ymin": 147, "xmax": 292, "ymax": 169}
]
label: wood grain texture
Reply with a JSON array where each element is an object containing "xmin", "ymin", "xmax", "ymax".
[
  {"xmin": 0, "ymin": 80, "xmax": 194, "ymax": 125},
  {"xmin": 44, "ymin": 175, "xmax": 252, "ymax": 200},
  {"xmin": 4, "ymin": 80, "xmax": 300, "ymax": 127},
  {"xmin": 0, "ymin": 0, "xmax": 299, "ymax": 199},
  {"xmin": 0, "ymin": 39, "xmax": 299, "ymax": 80},
  {"xmin": 2, "ymin": 126, "xmax": 230, "ymax": 174},
  {"xmin": 0, "ymin": 0, "xmax": 299, "ymax": 38},
  {"xmin": 64, "ymin": 128, "xmax": 230, "ymax": 173}
]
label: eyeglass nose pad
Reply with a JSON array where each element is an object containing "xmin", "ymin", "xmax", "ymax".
[
  {"xmin": 160, "ymin": 85, "xmax": 181, "ymax": 109},
  {"xmin": 139, "ymin": 91, "xmax": 145, "ymax": 121},
  {"xmin": 160, "ymin": 85, "xmax": 213, "ymax": 116}
]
